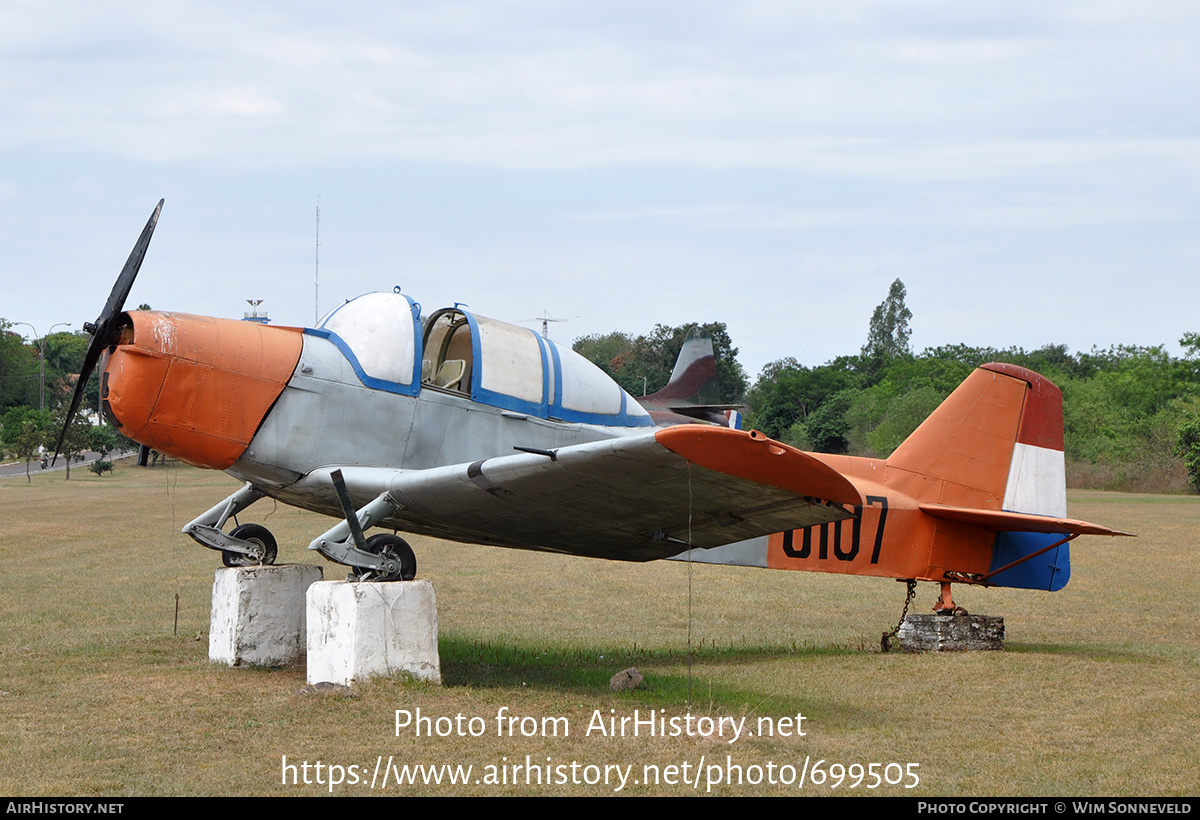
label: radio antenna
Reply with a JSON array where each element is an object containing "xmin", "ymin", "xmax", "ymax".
[{"xmin": 314, "ymin": 196, "xmax": 320, "ymax": 325}]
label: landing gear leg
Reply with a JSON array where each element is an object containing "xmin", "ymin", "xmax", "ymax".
[
  {"xmin": 307, "ymin": 469, "xmax": 412, "ymax": 580},
  {"xmin": 182, "ymin": 483, "xmax": 277, "ymax": 565},
  {"xmin": 934, "ymin": 582, "xmax": 968, "ymax": 615}
]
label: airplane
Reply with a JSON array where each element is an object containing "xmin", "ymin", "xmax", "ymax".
[{"xmin": 57, "ymin": 201, "xmax": 1128, "ymax": 616}]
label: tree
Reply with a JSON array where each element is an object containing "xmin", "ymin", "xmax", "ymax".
[
  {"xmin": 803, "ymin": 388, "xmax": 857, "ymax": 453},
  {"xmin": 0, "ymin": 320, "xmax": 39, "ymax": 412},
  {"xmin": 40, "ymin": 331, "xmax": 90, "ymax": 411},
  {"xmin": 1180, "ymin": 332, "xmax": 1200, "ymax": 382},
  {"xmin": 864, "ymin": 385, "xmax": 945, "ymax": 455},
  {"xmin": 861, "ymin": 278, "xmax": 913, "ymax": 365},
  {"xmin": 745, "ymin": 359, "xmax": 859, "ymax": 442},
  {"xmin": 87, "ymin": 424, "xmax": 119, "ymax": 476},
  {"xmin": 1177, "ymin": 417, "xmax": 1200, "ymax": 493},
  {"xmin": 573, "ymin": 331, "xmax": 637, "ymax": 381},
  {"xmin": 1, "ymin": 406, "xmax": 50, "ymax": 482},
  {"xmin": 53, "ymin": 410, "xmax": 92, "ymax": 480}
]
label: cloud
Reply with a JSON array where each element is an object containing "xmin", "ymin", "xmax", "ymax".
[
  {"xmin": 2, "ymin": 1, "xmax": 1196, "ymax": 171},
  {"xmin": 2, "ymin": 1, "xmax": 1198, "ymax": 374}
]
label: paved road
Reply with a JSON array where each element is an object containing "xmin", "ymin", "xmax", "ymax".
[{"xmin": 0, "ymin": 449, "xmax": 138, "ymax": 479}]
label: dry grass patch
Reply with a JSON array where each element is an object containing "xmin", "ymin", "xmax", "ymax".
[{"xmin": 1, "ymin": 466, "xmax": 1197, "ymax": 795}]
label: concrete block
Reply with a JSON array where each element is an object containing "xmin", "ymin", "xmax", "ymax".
[
  {"xmin": 210, "ymin": 564, "xmax": 325, "ymax": 667},
  {"xmin": 898, "ymin": 614, "xmax": 1005, "ymax": 652},
  {"xmin": 306, "ymin": 580, "xmax": 441, "ymax": 686}
]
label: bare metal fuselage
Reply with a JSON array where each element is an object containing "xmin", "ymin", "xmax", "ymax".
[{"xmin": 230, "ymin": 330, "xmax": 637, "ymax": 530}]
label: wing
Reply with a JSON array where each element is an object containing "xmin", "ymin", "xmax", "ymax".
[{"xmin": 286, "ymin": 426, "xmax": 863, "ymax": 561}]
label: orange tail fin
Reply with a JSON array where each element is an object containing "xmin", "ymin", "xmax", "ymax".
[{"xmin": 886, "ymin": 363, "xmax": 1065, "ymax": 516}]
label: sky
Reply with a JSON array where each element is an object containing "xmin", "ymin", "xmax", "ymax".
[{"xmin": 2, "ymin": 1, "xmax": 1197, "ymax": 380}]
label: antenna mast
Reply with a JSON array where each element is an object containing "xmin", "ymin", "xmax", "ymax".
[
  {"xmin": 314, "ymin": 196, "xmax": 320, "ymax": 325},
  {"xmin": 534, "ymin": 310, "xmax": 566, "ymax": 339}
]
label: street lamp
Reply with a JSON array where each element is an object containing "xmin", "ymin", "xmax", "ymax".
[{"xmin": 14, "ymin": 321, "xmax": 72, "ymax": 411}]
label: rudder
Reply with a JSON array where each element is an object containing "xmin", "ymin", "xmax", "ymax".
[{"xmin": 887, "ymin": 363, "xmax": 1071, "ymax": 591}]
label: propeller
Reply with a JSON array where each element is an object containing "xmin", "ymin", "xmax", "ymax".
[{"xmin": 53, "ymin": 199, "xmax": 164, "ymax": 464}]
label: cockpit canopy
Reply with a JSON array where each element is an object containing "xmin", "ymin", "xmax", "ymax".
[{"xmin": 312, "ymin": 290, "xmax": 652, "ymax": 427}]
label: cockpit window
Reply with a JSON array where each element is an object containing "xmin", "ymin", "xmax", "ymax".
[
  {"xmin": 422, "ymin": 309, "xmax": 475, "ymax": 394},
  {"xmin": 476, "ymin": 317, "xmax": 544, "ymax": 404},
  {"xmin": 557, "ymin": 346, "xmax": 623, "ymax": 415},
  {"xmin": 317, "ymin": 292, "xmax": 419, "ymax": 388},
  {"xmin": 318, "ymin": 294, "xmax": 653, "ymax": 427}
]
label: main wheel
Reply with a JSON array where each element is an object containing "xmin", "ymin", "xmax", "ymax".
[
  {"xmin": 353, "ymin": 533, "xmax": 416, "ymax": 582},
  {"xmin": 222, "ymin": 523, "xmax": 278, "ymax": 567}
]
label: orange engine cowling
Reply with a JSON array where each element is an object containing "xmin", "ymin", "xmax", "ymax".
[{"xmin": 101, "ymin": 311, "xmax": 303, "ymax": 470}]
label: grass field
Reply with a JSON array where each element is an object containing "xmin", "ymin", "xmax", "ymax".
[{"xmin": 1, "ymin": 460, "xmax": 1197, "ymax": 796}]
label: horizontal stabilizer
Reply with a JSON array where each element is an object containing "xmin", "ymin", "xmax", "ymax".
[
  {"xmin": 668, "ymin": 403, "xmax": 745, "ymax": 414},
  {"xmin": 919, "ymin": 503, "xmax": 1132, "ymax": 537}
]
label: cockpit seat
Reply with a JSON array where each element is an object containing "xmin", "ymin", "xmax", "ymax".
[{"xmin": 435, "ymin": 359, "xmax": 466, "ymax": 390}]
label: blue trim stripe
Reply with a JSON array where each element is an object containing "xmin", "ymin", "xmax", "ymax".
[
  {"xmin": 304, "ymin": 328, "xmax": 422, "ymax": 397},
  {"xmin": 532, "ymin": 330, "xmax": 551, "ymax": 415},
  {"xmin": 548, "ymin": 338, "xmax": 564, "ymax": 408}
]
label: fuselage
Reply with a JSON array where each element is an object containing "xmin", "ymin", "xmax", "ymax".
[{"xmin": 102, "ymin": 292, "xmax": 651, "ymax": 519}]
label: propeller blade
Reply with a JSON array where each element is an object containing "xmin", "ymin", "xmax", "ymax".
[{"xmin": 53, "ymin": 199, "xmax": 164, "ymax": 464}]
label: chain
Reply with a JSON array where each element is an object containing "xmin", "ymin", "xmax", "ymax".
[{"xmin": 880, "ymin": 580, "xmax": 918, "ymax": 653}]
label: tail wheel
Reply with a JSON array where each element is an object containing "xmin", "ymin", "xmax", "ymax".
[
  {"xmin": 353, "ymin": 533, "xmax": 416, "ymax": 582},
  {"xmin": 222, "ymin": 523, "xmax": 278, "ymax": 567}
]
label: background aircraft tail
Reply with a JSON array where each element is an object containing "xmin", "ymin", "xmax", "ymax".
[
  {"xmin": 646, "ymin": 328, "xmax": 721, "ymax": 406},
  {"xmin": 640, "ymin": 329, "xmax": 744, "ymax": 427}
]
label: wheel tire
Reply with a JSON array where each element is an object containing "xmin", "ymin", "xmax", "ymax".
[
  {"xmin": 222, "ymin": 523, "xmax": 278, "ymax": 567},
  {"xmin": 353, "ymin": 533, "xmax": 416, "ymax": 582}
]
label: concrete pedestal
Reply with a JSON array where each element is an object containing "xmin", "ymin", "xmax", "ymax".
[
  {"xmin": 210, "ymin": 564, "xmax": 325, "ymax": 667},
  {"xmin": 306, "ymin": 580, "xmax": 441, "ymax": 686},
  {"xmin": 897, "ymin": 614, "xmax": 1005, "ymax": 652}
]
